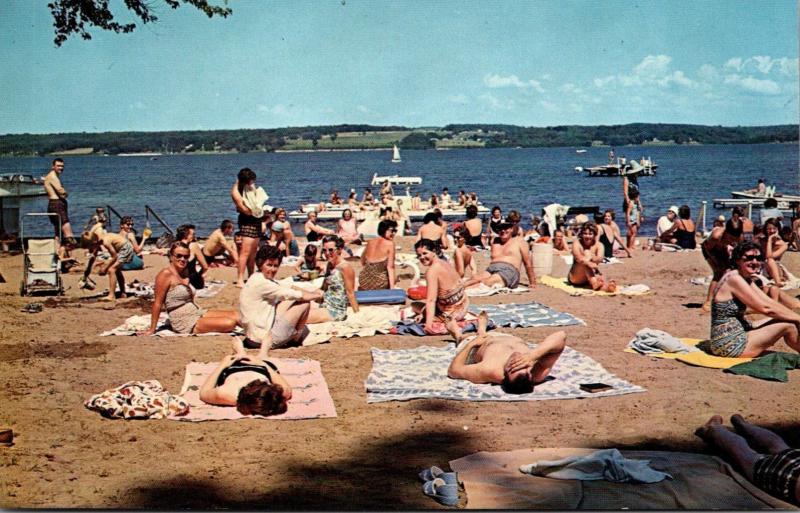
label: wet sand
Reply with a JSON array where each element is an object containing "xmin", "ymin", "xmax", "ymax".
[{"xmin": 1, "ymin": 237, "xmax": 799, "ymax": 508}]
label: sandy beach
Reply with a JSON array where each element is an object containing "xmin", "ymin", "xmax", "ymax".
[{"xmin": 1, "ymin": 237, "xmax": 799, "ymax": 509}]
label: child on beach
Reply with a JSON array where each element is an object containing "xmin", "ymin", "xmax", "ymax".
[{"xmin": 626, "ymin": 188, "xmax": 641, "ymax": 251}]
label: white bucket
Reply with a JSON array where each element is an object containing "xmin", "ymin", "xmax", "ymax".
[{"xmin": 531, "ymin": 243, "xmax": 553, "ymax": 277}]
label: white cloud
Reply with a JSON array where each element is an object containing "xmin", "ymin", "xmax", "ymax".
[
  {"xmin": 447, "ymin": 94, "xmax": 469, "ymax": 104},
  {"xmin": 724, "ymin": 57, "xmax": 744, "ymax": 71},
  {"xmin": 560, "ymin": 83, "xmax": 583, "ymax": 94},
  {"xmin": 483, "ymin": 73, "xmax": 545, "ymax": 93},
  {"xmin": 257, "ymin": 104, "xmax": 289, "ymax": 115},
  {"xmin": 633, "ymin": 54, "xmax": 672, "ymax": 76},
  {"xmin": 356, "ymin": 105, "xmax": 371, "ymax": 114},
  {"xmin": 777, "ymin": 57, "xmax": 799, "ymax": 76},
  {"xmin": 724, "ymin": 74, "xmax": 781, "ymax": 95},
  {"xmin": 593, "ymin": 76, "xmax": 615, "ymax": 88},
  {"xmin": 129, "ymin": 101, "xmax": 147, "ymax": 110}
]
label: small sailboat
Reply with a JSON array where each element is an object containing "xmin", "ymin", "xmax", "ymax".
[{"xmin": 391, "ymin": 144, "xmax": 401, "ymax": 163}]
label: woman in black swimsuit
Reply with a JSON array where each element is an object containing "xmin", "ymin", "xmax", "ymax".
[
  {"xmin": 597, "ymin": 210, "xmax": 630, "ymax": 258},
  {"xmin": 200, "ymin": 338, "xmax": 292, "ymax": 416}
]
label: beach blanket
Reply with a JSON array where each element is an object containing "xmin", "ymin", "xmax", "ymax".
[
  {"xmin": 102, "ymin": 279, "xmax": 226, "ymax": 300},
  {"xmin": 195, "ymin": 279, "xmax": 227, "ymax": 298},
  {"xmin": 85, "ymin": 380, "xmax": 189, "ymax": 419},
  {"xmin": 389, "ymin": 302, "xmax": 583, "ymax": 336},
  {"xmin": 448, "ymin": 448, "xmax": 793, "ymax": 509},
  {"xmin": 466, "ymin": 283, "xmax": 530, "ymax": 297},
  {"xmin": 470, "ymin": 302, "xmax": 585, "ymax": 328},
  {"xmin": 365, "ymin": 344, "xmax": 644, "ymax": 403},
  {"xmin": 303, "ymin": 305, "xmax": 400, "ymax": 345},
  {"xmin": 560, "ymin": 255, "xmax": 622, "ymax": 266},
  {"xmin": 540, "ymin": 275, "xmax": 651, "ymax": 296},
  {"xmin": 624, "ymin": 338, "xmax": 753, "ymax": 369},
  {"xmin": 277, "ymin": 276, "xmax": 324, "ymax": 291},
  {"xmin": 168, "ymin": 359, "xmax": 337, "ymax": 421},
  {"xmin": 100, "ymin": 313, "xmax": 244, "ymax": 337}
]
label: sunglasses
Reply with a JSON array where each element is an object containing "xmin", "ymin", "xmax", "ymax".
[
  {"xmin": 322, "ymin": 247, "xmax": 339, "ymax": 254},
  {"xmin": 741, "ymin": 253, "xmax": 763, "ymax": 262},
  {"xmin": 172, "ymin": 253, "xmax": 190, "ymax": 260}
]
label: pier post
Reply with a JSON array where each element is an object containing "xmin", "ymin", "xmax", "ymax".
[
  {"xmin": 700, "ymin": 201, "xmax": 707, "ymax": 235},
  {"xmin": 747, "ymin": 201, "xmax": 753, "ymax": 220}
]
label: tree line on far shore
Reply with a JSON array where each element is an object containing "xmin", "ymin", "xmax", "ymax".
[{"xmin": 1, "ymin": 123, "xmax": 796, "ymax": 156}]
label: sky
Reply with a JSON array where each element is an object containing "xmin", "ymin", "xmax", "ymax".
[{"xmin": 0, "ymin": 0, "xmax": 798, "ymax": 134}]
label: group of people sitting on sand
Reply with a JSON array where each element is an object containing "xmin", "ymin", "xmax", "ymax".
[{"xmin": 81, "ymin": 167, "xmax": 800, "ymax": 428}]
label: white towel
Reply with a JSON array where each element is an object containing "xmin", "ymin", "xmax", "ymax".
[
  {"xmin": 242, "ymin": 186, "xmax": 269, "ymax": 218},
  {"xmin": 520, "ymin": 448, "xmax": 672, "ymax": 483}
]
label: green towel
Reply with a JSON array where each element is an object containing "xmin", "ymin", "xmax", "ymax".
[{"xmin": 724, "ymin": 352, "xmax": 800, "ymax": 382}]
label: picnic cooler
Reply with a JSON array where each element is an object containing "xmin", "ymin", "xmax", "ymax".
[{"xmin": 532, "ymin": 243, "xmax": 553, "ymax": 277}]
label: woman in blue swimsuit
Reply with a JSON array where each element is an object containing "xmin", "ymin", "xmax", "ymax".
[{"xmin": 702, "ymin": 242, "xmax": 800, "ymax": 358}]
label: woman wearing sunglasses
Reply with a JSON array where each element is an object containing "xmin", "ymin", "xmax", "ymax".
[
  {"xmin": 142, "ymin": 242, "xmax": 240, "ymax": 335},
  {"xmin": 700, "ymin": 241, "xmax": 800, "ymax": 358},
  {"xmin": 307, "ymin": 235, "xmax": 359, "ymax": 323}
]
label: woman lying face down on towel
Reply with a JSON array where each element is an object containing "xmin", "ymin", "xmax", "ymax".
[
  {"xmin": 567, "ymin": 222, "xmax": 617, "ymax": 293},
  {"xmin": 703, "ymin": 241, "xmax": 800, "ymax": 358},
  {"xmin": 142, "ymin": 242, "xmax": 240, "ymax": 336},
  {"xmin": 199, "ymin": 337, "xmax": 292, "ymax": 416}
]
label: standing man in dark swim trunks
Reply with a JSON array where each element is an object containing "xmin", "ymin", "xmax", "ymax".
[
  {"xmin": 464, "ymin": 222, "xmax": 536, "ymax": 289},
  {"xmin": 44, "ymin": 158, "xmax": 76, "ymax": 246}
]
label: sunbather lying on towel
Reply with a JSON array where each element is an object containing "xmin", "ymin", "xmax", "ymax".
[
  {"xmin": 696, "ymin": 414, "xmax": 800, "ymax": 506},
  {"xmin": 199, "ymin": 337, "xmax": 292, "ymax": 416},
  {"xmin": 447, "ymin": 312, "xmax": 566, "ymax": 394}
]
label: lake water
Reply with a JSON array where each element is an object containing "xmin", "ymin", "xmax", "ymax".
[{"xmin": 3, "ymin": 143, "xmax": 798, "ymax": 237}]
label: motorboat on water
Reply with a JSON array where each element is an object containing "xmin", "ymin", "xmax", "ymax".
[
  {"xmin": 575, "ymin": 149, "xmax": 587, "ymax": 154},
  {"xmin": 0, "ymin": 174, "xmax": 47, "ymax": 198},
  {"xmin": 391, "ymin": 144, "xmax": 402, "ymax": 163},
  {"xmin": 714, "ymin": 186, "xmax": 800, "ymax": 211},
  {"xmin": 730, "ymin": 186, "xmax": 800, "ymax": 203},
  {"xmin": 370, "ymin": 172, "xmax": 422, "ymax": 186},
  {"xmin": 289, "ymin": 193, "xmax": 489, "ymax": 222},
  {"xmin": 575, "ymin": 157, "xmax": 657, "ymax": 177}
]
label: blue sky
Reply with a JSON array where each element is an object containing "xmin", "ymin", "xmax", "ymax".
[{"xmin": 1, "ymin": 0, "xmax": 797, "ymax": 134}]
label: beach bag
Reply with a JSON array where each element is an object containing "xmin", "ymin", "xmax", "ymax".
[
  {"xmin": 155, "ymin": 232, "xmax": 175, "ymax": 249},
  {"xmin": 407, "ymin": 285, "xmax": 427, "ymax": 301}
]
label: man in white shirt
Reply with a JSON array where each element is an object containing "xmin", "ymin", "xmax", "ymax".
[
  {"xmin": 760, "ymin": 198, "xmax": 784, "ymax": 229},
  {"xmin": 239, "ymin": 245, "xmax": 322, "ymax": 355},
  {"xmin": 657, "ymin": 206, "xmax": 679, "ymax": 242}
]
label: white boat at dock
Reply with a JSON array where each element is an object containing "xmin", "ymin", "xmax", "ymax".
[
  {"xmin": 575, "ymin": 157, "xmax": 657, "ymax": 177},
  {"xmin": 0, "ymin": 174, "xmax": 47, "ymax": 198},
  {"xmin": 714, "ymin": 186, "xmax": 800, "ymax": 211},
  {"xmin": 370, "ymin": 172, "xmax": 422, "ymax": 186},
  {"xmin": 289, "ymin": 194, "xmax": 489, "ymax": 222}
]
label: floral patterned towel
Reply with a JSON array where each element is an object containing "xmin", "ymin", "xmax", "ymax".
[{"xmin": 85, "ymin": 380, "xmax": 189, "ymax": 419}]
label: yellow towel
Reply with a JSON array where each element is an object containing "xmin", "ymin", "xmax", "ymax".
[
  {"xmin": 625, "ymin": 338, "xmax": 753, "ymax": 369},
  {"xmin": 540, "ymin": 275, "xmax": 650, "ymax": 297}
]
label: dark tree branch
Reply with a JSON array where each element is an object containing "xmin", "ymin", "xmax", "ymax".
[{"xmin": 48, "ymin": 0, "xmax": 231, "ymax": 46}]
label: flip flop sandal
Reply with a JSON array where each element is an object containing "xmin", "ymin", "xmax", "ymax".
[
  {"xmin": 418, "ymin": 466, "xmax": 458, "ymax": 484},
  {"xmin": 422, "ymin": 477, "xmax": 459, "ymax": 507}
]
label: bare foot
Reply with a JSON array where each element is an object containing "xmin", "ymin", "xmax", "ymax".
[
  {"xmin": 236, "ymin": 280, "xmax": 245, "ymax": 289},
  {"xmin": 445, "ymin": 317, "xmax": 462, "ymax": 344},
  {"xmin": 604, "ymin": 280, "xmax": 617, "ymax": 293},
  {"xmin": 695, "ymin": 414, "xmax": 724, "ymax": 441},
  {"xmin": 477, "ymin": 311, "xmax": 488, "ymax": 337}
]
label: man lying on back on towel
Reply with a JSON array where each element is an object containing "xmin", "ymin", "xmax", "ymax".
[
  {"xmin": 464, "ymin": 222, "xmax": 536, "ymax": 289},
  {"xmin": 447, "ymin": 312, "xmax": 566, "ymax": 393}
]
